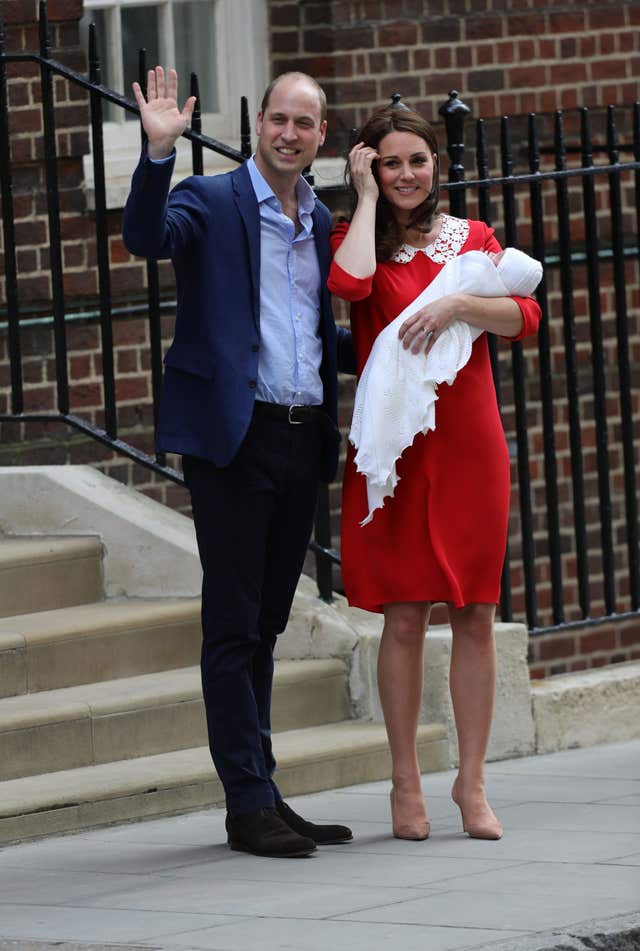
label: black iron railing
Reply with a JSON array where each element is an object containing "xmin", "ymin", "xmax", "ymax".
[
  {"xmin": 434, "ymin": 92, "xmax": 640, "ymax": 634},
  {"xmin": 1, "ymin": 1, "xmax": 639, "ymax": 633}
]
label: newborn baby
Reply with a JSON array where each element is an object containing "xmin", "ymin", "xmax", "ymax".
[{"xmin": 350, "ymin": 247, "xmax": 543, "ymax": 525}]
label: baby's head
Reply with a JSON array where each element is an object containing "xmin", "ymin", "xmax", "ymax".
[
  {"xmin": 485, "ymin": 249, "xmax": 506, "ymax": 268},
  {"xmin": 495, "ymin": 247, "xmax": 542, "ymax": 297}
]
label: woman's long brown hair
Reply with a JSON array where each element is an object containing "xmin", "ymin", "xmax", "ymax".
[{"xmin": 346, "ymin": 106, "xmax": 440, "ymax": 261}]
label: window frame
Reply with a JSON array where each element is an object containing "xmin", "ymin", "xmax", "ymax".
[{"xmin": 81, "ymin": 0, "xmax": 269, "ymax": 206}]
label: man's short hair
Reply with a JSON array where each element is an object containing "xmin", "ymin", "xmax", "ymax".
[{"xmin": 260, "ymin": 72, "xmax": 327, "ymax": 124}]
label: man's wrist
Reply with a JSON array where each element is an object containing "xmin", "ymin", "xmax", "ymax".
[{"xmin": 147, "ymin": 141, "xmax": 178, "ymax": 161}]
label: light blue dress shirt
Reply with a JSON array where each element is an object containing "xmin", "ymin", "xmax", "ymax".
[
  {"xmin": 149, "ymin": 152, "xmax": 324, "ymax": 406},
  {"xmin": 246, "ymin": 156, "xmax": 323, "ymax": 407}
]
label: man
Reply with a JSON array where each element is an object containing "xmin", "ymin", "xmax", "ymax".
[{"xmin": 123, "ymin": 68, "xmax": 354, "ymax": 857}]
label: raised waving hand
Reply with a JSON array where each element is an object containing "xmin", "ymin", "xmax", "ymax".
[{"xmin": 132, "ymin": 67, "xmax": 196, "ymax": 160}]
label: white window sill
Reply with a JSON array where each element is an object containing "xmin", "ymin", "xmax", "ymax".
[{"xmin": 84, "ymin": 153, "xmax": 347, "ymax": 211}]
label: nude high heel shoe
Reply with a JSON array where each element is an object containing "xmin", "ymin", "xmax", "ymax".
[
  {"xmin": 451, "ymin": 778, "xmax": 503, "ymax": 840},
  {"xmin": 390, "ymin": 788, "xmax": 431, "ymax": 841}
]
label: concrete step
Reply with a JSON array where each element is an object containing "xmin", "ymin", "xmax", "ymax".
[
  {"xmin": 0, "ymin": 720, "xmax": 449, "ymax": 844},
  {"xmin": 0, "ymin": 597, "xmax": 202, "ymax": 697},
  {"xmin": 0, "ymin": 658, "xmax": 352, "ymax": 781},
  {"xmin": 532, "ymin": 660, "xmax": 640, "ymax": 753},
  {"xmin": 0, "ymin": 536, "xmax": 103, "ymax": 618}
]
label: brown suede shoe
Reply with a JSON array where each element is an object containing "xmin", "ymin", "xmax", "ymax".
[
  {"xmin": 276, "ymin": 799, "xmax": 353, "ymax": 845},
  {"xmin": 225, "ymin": 807, "xmax": 316, "ymax": 858}
]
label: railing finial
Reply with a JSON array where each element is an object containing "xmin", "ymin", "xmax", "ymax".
[
  {"xmin": 190, "ymin": 72, "xmax": 203, "ymax": 175},
  {"xmin": 38, "ymin": 0, "xmax": 51, "ymax": 59},
  {"xmin": 88, "ymin": 22, "xmax": 100, "ymax": 84},
  {"xmin": 240, "ymin": 95, "xmax": 252, "ymax": 159},
  {"xmin": 390, "ymin": 92, "xmax": 409, "ymax": 110},
  {"xmin": 438, "ymin": 89, "xmax": 470, "ymax": 217}
]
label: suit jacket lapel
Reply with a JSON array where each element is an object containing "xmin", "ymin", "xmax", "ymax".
[
  {"xmin": 312, "ymin": 205, "xmax": 332, "ymax": 349},
  {"xmin": 232, "ymin": 163, "xmax": 261, "ymax": 331},
  {"xmin": 312, "ymin": 205, "xmax": 330, "ymax": 280}
]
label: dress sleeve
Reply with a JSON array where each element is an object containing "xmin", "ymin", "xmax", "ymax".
[
  {"xmin": 480, "ymin": 223, "xmax": 542, "ymax": 341},
  {"xmin": 328, "ymin": 221, "xmax": 375, "ymax": 302}
]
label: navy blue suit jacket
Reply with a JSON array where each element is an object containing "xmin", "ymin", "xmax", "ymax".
[{"xmin": 122, "ymin": 151, "xmax": 354, "ymax": 482}]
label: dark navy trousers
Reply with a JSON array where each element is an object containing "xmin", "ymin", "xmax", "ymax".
[{"xmin": 182, "ymin": 409, "xmax": 324, "ymax": 815}]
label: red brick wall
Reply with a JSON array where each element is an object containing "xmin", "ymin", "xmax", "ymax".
[
  {"xmin": 1, "ymin": 0, "xmax": 92, "ymax": 308},
  {"xmin": 0, "ymin": 312, "xmax": 192, "ymax": 513},
  {"xmin": 270, "ymin": 0, "xmax": 640, "ymax": 154},
  {"xmin": 529, "ymin": 617, "xmax": 640, "ymax": 679},
  {"xmin": 0, "ymin": 0, "xmax": 180, "ymax": 510},
  {"xmin": 0, "ymin": 0, "xmax": 172, "ymax": 313}
]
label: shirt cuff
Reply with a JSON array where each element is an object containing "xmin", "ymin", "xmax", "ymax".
[{"xmin": 148, "ymin": 153, "xmax": 175, "ymax": 165}]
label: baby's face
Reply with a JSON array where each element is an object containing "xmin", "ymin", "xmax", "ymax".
[{"xmin": 486, "ymin": 249, "xmax": 506, "ymax": 267}]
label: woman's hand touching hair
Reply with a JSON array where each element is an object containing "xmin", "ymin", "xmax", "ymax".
[{"xmin": 348, "ymin": 142, "xmax": 380, "ymax": 203}]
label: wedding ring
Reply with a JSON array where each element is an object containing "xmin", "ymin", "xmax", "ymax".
[{"xmin": 422, "ymin": 329, "xmax": 434, "ymax": 342}]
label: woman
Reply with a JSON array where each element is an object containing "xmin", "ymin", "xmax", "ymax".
[{"xmin": 328, "ymin": 106, "xmax": 541, "ymax": 841}]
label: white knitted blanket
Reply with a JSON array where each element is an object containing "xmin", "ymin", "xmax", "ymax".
[{"xmin": 350, "ymin": 247, "xmax": 543, "ymax": 525}]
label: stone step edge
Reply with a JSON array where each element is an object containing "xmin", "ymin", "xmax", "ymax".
[
  {"xmin": 0, "ymin": 720, "xmax": 450, "ymax": 843},
  {"xmin": 532, "ymin": 660, "xmax": 640, "ymax": 754},
  {"xmin": 0, "ymin": 534, "xmax": 105, "ymax": 619},
  {"xmin": 532, "ymin": 659, "xmax": 640, "ymax": 694},
  {"xmin": 0, "ymin": 535, "xmax": 103, "ymax": 569},
  {"xmin": 0, "ymin": 597, "xmax": 201, "ymax": 648},
  {"xmin": 0, "ymin": 658, "xmax": 350, "ymax": 730},
  {"xmin": 0, "ymin": 597, "xmax": 202, "ymax": 698},
  {"xmin": 0, "ymin": 721, "xmax": 448, "ymax": 819}
]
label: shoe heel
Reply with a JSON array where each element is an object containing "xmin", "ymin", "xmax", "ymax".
[
  {"xmin": 390, "ymin": 788, "xmax": 430, "ymax": 841},
  {"xmin": 451, "ymin": 783, "xmax": 503, "ymax": 840}
]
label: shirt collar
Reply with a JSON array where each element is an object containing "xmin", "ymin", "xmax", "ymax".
[{"xmin": 246, "ymin": 155, "xmax": 316, "ymax": 216}]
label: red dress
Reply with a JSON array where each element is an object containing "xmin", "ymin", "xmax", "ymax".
[{"xmin": 328, "ymin": 215, "xmax": 541, "ymax": 614}]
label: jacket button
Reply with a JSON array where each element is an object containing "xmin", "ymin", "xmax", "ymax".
[
  {"xmin": 251, "ymin": 344, "xmax": 259, "ymax": 352},
  {"xmin": 248, "ymin": 379, "xmax": 257, "ymax": 388}
]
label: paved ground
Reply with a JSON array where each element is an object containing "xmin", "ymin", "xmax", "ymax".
[{"xmin": 0, "ymin": 740, "xmax": 639, "ymax": 951}]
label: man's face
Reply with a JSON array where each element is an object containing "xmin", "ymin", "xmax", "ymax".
[{"xmin": 255, "ymin": 77, "xmax": 327, "ymax": 183}]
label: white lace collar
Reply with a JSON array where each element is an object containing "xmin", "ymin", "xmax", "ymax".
[{"xmin": 391, "ymin": 214, "xmax": 470, "ymax": 265}]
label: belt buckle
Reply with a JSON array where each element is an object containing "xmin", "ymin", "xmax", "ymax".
[{"xmin": 288, "ymin": 404, "xmax": 304, "ymax": 425}]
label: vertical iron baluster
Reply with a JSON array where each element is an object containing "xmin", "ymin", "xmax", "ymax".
[
  {"xmin": 138, "ymin": 49, "xmax": 165, "ymax": 465},
  {"xmin": 314, "ymin": 485, "xmax": 333, "ymax": 602},
  {"xmin": 635, "ymin": 103, "xmax": 640, "ymax": 251},
  {"xmin": 88, "ymin": 24, "xmax": 117, "ymax": 438},
  {"xmin": 554, "ymin": 111, "xmax": 589, "ymax": 617},
  {"xmin": 528, "ymin": 113, "xmax": 563, "ymax": 624},
  {"xmin": 607, "ymin": 105, "xmax": 638, "ymax": 610},
  {"xmin": 439, "ymin": 90, "xmax": 470, "ymax": 219},
  {"xmin": 0, "ymin": 7, "xmax": 23, "ymax": 413},
  {"xmin": 39, "ymin": 0, "xmax": 69, "ymax": 412},
  {"xmin": 581, "ymin": 107, "xmax": 615, "ymax": 614},
  {"xmin": 476, "ymin": 119, "xmax": 491, "ymax": 228},
  {"xmin": 476, "ymin": 118, "xmax": 498, "ymax": 381},
  {"xmin": 240, "ymin": 95, "xmax": 252, "ymax": 159},
  {"xmin": 138, "ymin": 49, "xmax": 148, "ymax": 149},
  {"xmin": 476, "ymin": 117, "xmax": 512, "ymax": 621},
  {"xmin": 635, "ymin": 102, "xmax": 640, "ymax": 602},
  {"xmin": 190, "ymin": 72, "xmax": 203, "ymax": 176},
  {"xmin": 502, "ymin": 115, "xmax": 538, "ymax": 629}
]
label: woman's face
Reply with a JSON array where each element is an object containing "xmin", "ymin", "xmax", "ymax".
[{"xmin": 376, "ymin": 130, "xmax": 436, "ymax": 222}]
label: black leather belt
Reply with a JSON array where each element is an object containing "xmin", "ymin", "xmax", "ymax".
[{"xmin": 253, "ymin": 401, "xmax": 327, "ymax": 426}]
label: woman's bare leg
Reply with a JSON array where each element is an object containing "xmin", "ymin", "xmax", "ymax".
[
  {"xmin": 378, "ymin": 601, "xmax": 431, "ymax": 839},
  {"xmin": 448, "ymin": 602, "xmax": 502, "ymax": 839}
]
